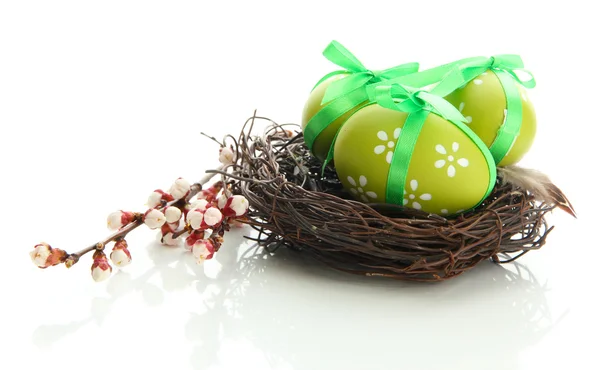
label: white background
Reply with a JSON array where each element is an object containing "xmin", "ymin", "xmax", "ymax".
[{"xmin": 0, "ymin": 1, "xmax": 597, "ymax": 369}]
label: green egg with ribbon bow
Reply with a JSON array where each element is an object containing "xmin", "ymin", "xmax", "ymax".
[
  {"xmin": 301, "ymin": 41, "xmax": 419, "ymax": 162},
  {"xmin": 440, "ymin": 55, "xmax": 537, "ymax": 166},
  {"xmin": 333, "ymin": 82, "xmax": 497, "ymax": 216}
]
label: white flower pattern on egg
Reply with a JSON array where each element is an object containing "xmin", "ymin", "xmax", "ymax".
[
  {"xmin": 374, "ymin": 128, "xmax": 401, "ymax": 164},
  {"xmin": 402, "ymin": 179, "xmax": 431, "ymax": 210},
  {"xmin": 434, "ymin": 142, "xmax": 469, "ymax": 178},
  {"xmin": 458, "ymin": 102, "xmax": 473, "ymax": 124},
  {"xmin": 347, "ymin": 175, "xmax": 377, "ymax": 202}
]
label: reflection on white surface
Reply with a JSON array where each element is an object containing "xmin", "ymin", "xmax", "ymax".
[
  {"xmin": 2, "ymin": 2, "xmax": 596, "ymax": 367},
  {"xmin": 29, "ymin": 227, "xmax": 566, "ymax": 370}
]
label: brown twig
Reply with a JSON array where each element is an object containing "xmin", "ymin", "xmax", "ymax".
[
  {"xmin": 219, "ymin": 117, "xmax": 571, "ymax": 282},
  {"xmin": 64, "ymin": 166, "xmax": 225, "ymax": 267}
]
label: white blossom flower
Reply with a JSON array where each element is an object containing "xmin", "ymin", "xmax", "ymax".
[
  {"xmin": 185, "ymin": 230, "xmax": 205, "ymax": 251},
  {"xmin": 91, "ymin": 251, "xmax": 112, "ymax": 282},
  {"xmin": 198, "ymin": 182, "xmax": 224, "ymax": 202},
  {"xmin": 203, "ymin": 207, "xmax": 223, "ymax": 227},
  {"xmin": 192, "ymin": 240, "xmax": 215, "ymax": 263},
  {"xmin": 187, "ymin": 209, "xmax": 204, "ymax": 230},
  {"xmin": 107, "ymin": 211, "xmax": 135, "ymax": 230},
  {"xmin": 109, "ymin": 248, "xmax": 131, "ymax": 267},
  {"xmin": 144, "ymin": 209, "xmax": 166, "ymax": 229},
  {"xmin": 147, "ymin": 191, "xmax": 162, "ymax": 209},
  {"xmin": 222, "ymin": 195, "xmax": 249, "ymax": 217},
  {"xmin": 160, "ymin": 232, "xmax": 181, "ymax": 247},
  {"xmin": 30, "ymin": 243, "xmax": 52, "ymax": 268},
  {"xmin": 402, "ymin": 179, "xmax": 432, "ymax": 210},
  {"xmin": 434, "ymin": 142, "xmax": 469, "ymax": 178},
  {"xmin": 164, "ymin": 206, "xmax": 182, "ymax": 223},
  {"xmin": 190, "ymin": 199, "xmax": 209, "ymax": 211},
  {"xmin": 169, "ymin": 178, "xmax": 191, "ymax": 200},
  {"xmin": 347, "ymin": 175, "xmax": 377, "ymax": 202},
  {"xmin": 110, "ymin": 240, "xmax": 131, "ymax": 268},
  {"xmin": 147, "ymin": 189, "xmax": 173, "ymax": 208},
  {"xmin": 374, "ymin": 128, "xmax": 401, "ymax": 164},
  {"xmin": 217, "ymin": 193, "xmax": 228, "ymax": 209},
  {"xmin": 219, "ymin": 147, "xmax": 236, "ymax": 165},
  {"xmin": 29, "ymin": 242, "xmax": 67, "ymax": 269}
]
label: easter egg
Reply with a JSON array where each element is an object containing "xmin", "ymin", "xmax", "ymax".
[
  {"xmin": 301, "ymin": 74, "xmax": 368, "ymax": 161},
  {"xmin": 333, "ymin": 104, "xmax": 496, "ymax": 216},
  {"xmin": 445, "ymin": 70, "xmax": 536, "ymax": 166}
]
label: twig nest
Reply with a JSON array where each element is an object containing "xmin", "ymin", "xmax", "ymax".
[{"xmin": 224, "ymin": 118, "xmax": 567, "ymax": 282}]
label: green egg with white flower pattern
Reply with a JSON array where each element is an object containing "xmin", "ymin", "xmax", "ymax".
[
  {"xmin": 333, "ymin": 104, "xmax": 496, "ymax": 216},
  {"xmin": 301, "ymin": 74, "xmax": 369, "ymax": 161},
  {"xmin": 445, "ymin": 70, "xmax": 536, "ymax": 166}
]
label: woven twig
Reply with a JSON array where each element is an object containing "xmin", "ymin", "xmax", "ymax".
[{"xmin": 219, "ymin": 115, "xmax": 557, "ymax": 282}]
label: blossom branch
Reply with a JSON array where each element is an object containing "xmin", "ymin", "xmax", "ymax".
[{"xmin": 29, "ymin": 153, "xmax": 252, "ymax": 283}]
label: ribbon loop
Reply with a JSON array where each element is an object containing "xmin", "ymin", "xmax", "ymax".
[
  {"xmin": 460, "ymin": 54, "xmax": 536, "ymax": 89},
  {"xmin": 319, "ymin": 41, "xmax": 420, "ymax": 104},
  {"xmin": 366, "ymin": 82, "xmax": 468, "ymax": 124},
  {"xmin": 322, "ymin": 40, "xmax": 368, "ymax": 73},
  {"xmin": 305, "ymin": 40, "xmax": 419, "ymax": 166}
]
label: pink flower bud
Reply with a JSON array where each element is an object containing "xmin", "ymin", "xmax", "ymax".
[
  {"xmin": 161, "ymin": 221, "xmax": 179, "ymax": 235},
  {"xmin": 164, "ymin": 206, "xmax": 182, "ymax": 223},
  {"xmin": 192, "ymin": 239, "xmax": 215, "ymax": 263},
  {"xmin": 189, "ymin": 199, "xmax": 209, "ymax": 212},
  {"xmin": 185, "ymin": 230, "xmax": 205, "ymax": 251},
  {"xmin": 29, "ymin": 243, "xmax": 67, "ymax": 269},
  {"xmin": 107, "ymin": 211, "xmax": 136, "ymax": 230},
  {"xmin": 91, "ymin": 250, "xmax": 112, "ymax": 282},
  {"xmin": 169, "ymin": 178, "xmax": 191, "ymax": 200},
  {"xmin": 221, "ymin": 195, "xmax": 249, "ymax": 218},
  {"xmin": 144, "ymin": 209, "xmax": 166, "ymax": 229},
  {"xmin": 218, "ymin": 146, "xmax": 236, "ymax": 165},
  {"xmin": 160, "ymin": 232, "xmax": 181, "ymax": 247},
  {"xmin": 217, "ymin": 193, "xmax": 228, "ymax": 209},
  {"xmin": 186, "ymin": 209, "xmax": 204, "ymax": 230},
  {"xmin": 110, "ymin": 240, "xmax": 131, "ymax": 267},
  {"xmin": 198, "ymin": 182, "xmax": 224, "ymax": 202},
  {"xmin": 202, "ymin": 207, "xmax": 223, "ymax": 228},
  {"xmin": 147, "ymin": 189, "xmax": 174, "ymax": 208}
]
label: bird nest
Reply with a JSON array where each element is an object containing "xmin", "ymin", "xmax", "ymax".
[{"xmin": 214, "ymin": 115, "xmax": 571, "ymax": 282}]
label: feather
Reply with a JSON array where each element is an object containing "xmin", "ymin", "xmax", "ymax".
[{"xmin": 497, "ymin": 166, "xmax": 577, "ymax": 218}]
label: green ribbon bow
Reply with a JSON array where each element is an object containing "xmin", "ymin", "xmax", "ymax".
[
  {"xmin": 452, "ymin": 55, "xmax": 536, "ymax": 164},
  {"xmin": 304, "ymin": 41, "xmax": 419, "ymax": 155},
  {"xmin": 459, "ymin": 55, "xmax": 536, "ymax": 89},
  {"xmin": 365, "ymin": 81, "xmax": 496, "ymax": 207},
  {"xmin": 379, "ymin": 54, "xmax": 536, "ymax": 164},
  {"xmin": 367, "ymin": 83, "xmax": 468, "ymax": 124}
]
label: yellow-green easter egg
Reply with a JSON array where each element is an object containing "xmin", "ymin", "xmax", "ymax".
[
  {"xmin": 301, "ymin": 74, "xmax": 368, "ymax": 161},
  {"xmin": 333, "ymin": 104, "xmax": 496, "ymax": 216},
  {"xmin": 445, "ymin": 70, "xmax": 536, "ymax": 166}
]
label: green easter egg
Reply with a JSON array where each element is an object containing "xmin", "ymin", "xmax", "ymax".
[
  {"xmin": 445, "ymin": 70, "xmax": 536, "ymax": 166},
  {"xmin": 333, "ymin": 104, "xmax": 496, "ymax": 216},
  {"xmin": 301, "ymin": 74, "xmax": 368, "ymax": 161}
]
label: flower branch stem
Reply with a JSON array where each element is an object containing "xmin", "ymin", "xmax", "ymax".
[{"xmin": 65, "ymin": 166, "xmax": 225, "ymax": 267}]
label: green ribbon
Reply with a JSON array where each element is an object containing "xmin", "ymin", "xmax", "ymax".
[
  {"xmin": 378, "ymin": 54, "xmax": 535, "ymax": 164},
  {"xmin": 304, "ymin": 40, "xmax": 419, "ymax": 154},
  {"xmin": 458, "ymin": 55, "xmax": 536, "ymax": 89},
  {"xmin": 365, "ymin": 82, "xmax": 497, "ymax": 209},
  {"xmin": 456, "ymin": 56, "xmax": 535, "ymax": 163}
]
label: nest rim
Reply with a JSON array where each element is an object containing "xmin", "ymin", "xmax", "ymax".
[{"xmin": 215, "ymin": 115, "xmax": 562, "ymax": 282}]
